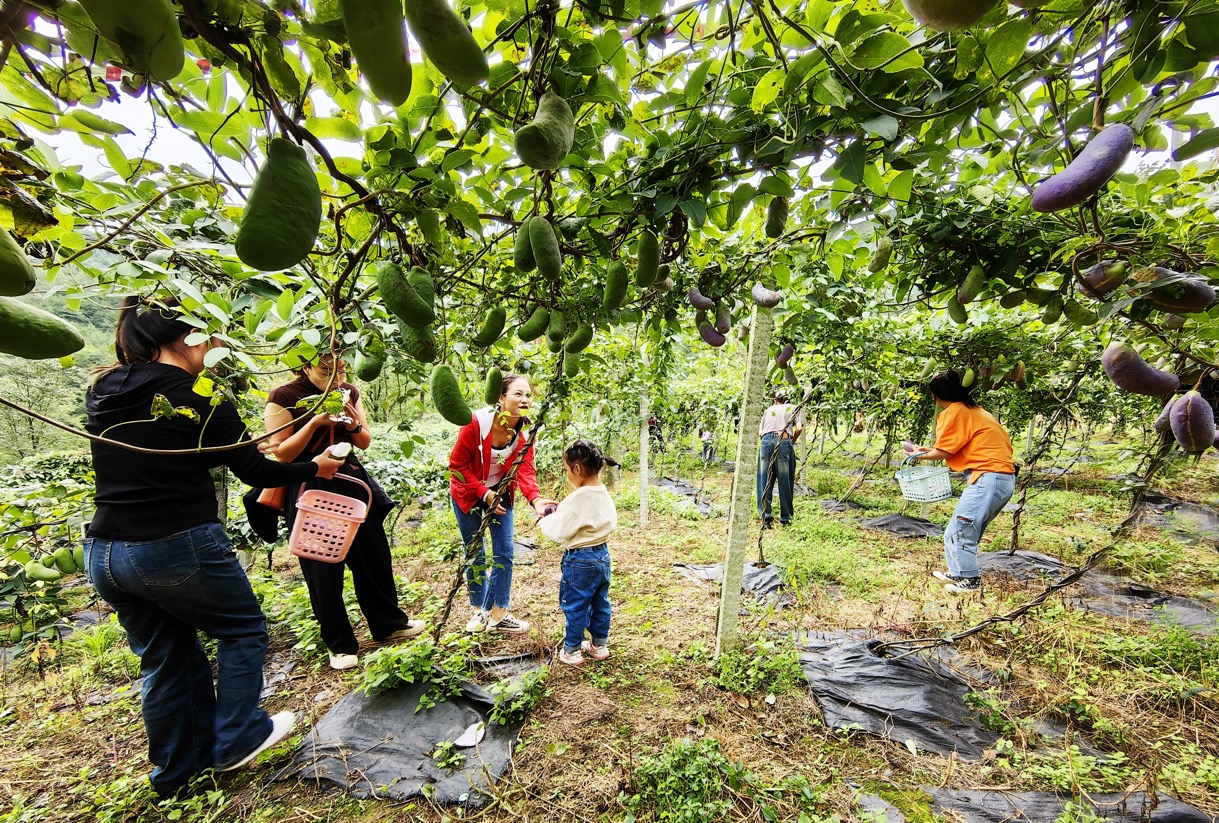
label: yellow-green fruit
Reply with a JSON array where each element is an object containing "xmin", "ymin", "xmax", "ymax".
[
  {"xmin": 472, "ymin": 308, "xmax": 506, "ymax": 348},
  {"xmin": 484, "ymin": 367, "xmax": 502, "ymax": 407},
  {"xmin": 516, "ymin": 306, "xmax": 549, "ymax": 340},
  {"xmin": 528, "ymin": 217, "xmax": 562, "ymax": 281},
  {"xmin": 1025, "ymin": 288, "xmax": 1054, "ymax": 306},
  {"xmin": 1007, "ymin": 360, "xmax": 1026, "ymax": 382},
  {"xmin": 78, "ymin": 0, "xmax": 185, "ymax": 80},
  {"xmin": 513, "ymin": 92, "xmax": 575, "ymax": 171},
  {"xmin": 53, "ymin": 546, "xmax": 77, "ymax": 575},
  {"xmin": 564, "ymin": 351, "xmax": 582, "ymax": 378},
  {"xmin": 407, "ymin": 267, "xmax": 435, "ymax": 313},
  {"xmin": 73, "ymin": 546, "xmax": 85, "ymax": 569},
  {"xmin": 957, "ymin": 264, "xmax": 986, "ymax": 304},
  {"xmin": 6, "ymin": 625, "xmax": 21, "ymax": 643},
  {"xmin": 514, "ymin": 216, "xmax": 537, "ymax": 273},
  {"xmin": 900, "ymin": 0, "xmax": 999, "ymax": 31},
  {"xmin": 376, "ymin": 262, "xmax": 434, "ymax": 328},
  {"xmin": 547, "ymin": 335, "xmax": 564, "ymax": 353},
  {"xmin": 546, "ymin": 309, "xmax": 566, "ymax": 344},
  {"xmin": 564, "ymin": 322, "xmax": 593, "ymax": 353},
  {"xmin": 946, "ymin": 295, "xmax": 968, "ymax": 325},
  {"xmin": 401, "ymin": 323, "xmax": 438, "ymax": 363},
  {"xmin": 430, "ymin": 365, "xmax": 471, "ymax": 426},
  {"xmin": 341, "ymin": 0, "xmax": 412, "ymax": 105},
  {"xmin": 603, "ymin": 260, "xmax": 628, "ymax": 312},
  {"xmin": 0, "ymin": 228, "xmax": 36, "ymax": 296},
  {"xmin": 235, "ymin": 138, "xmax": 321, "ymax": 271},
  {"xmin": 403, "ymin": 0, "xmax": 489, "ymax": 86},
  {"xmin": 354, "ymin": 351, "xmax": 385, "ymax": 381},
  {"xmin": 1062, "ymin": 300, "xmax": 1098, "ymax": 327},
  {"xmin": 920, "ymin": 359, "xmax": 935, "ymax": 379},
  {"xmin": 999, "ymin": 290, "xmax": 1026, "ymax": 309},
  {"xmin": 765, "ymin": 197, "xmax": 789, "ymax": 239},
  {"xmin": 0, "ymin": 297, "xmax": 85, "ymax": 359},
  {"xmin": 1041, "ymin": 294, "xmax": 1063, "ymax": 324},
  {"xmin": 24, "ymin": 559, "xmax": 62, "ymax": 583},
  {"xmin": 868, "ymin": 235, "xmax": 894, "ymax": 273},
  {"xmin": 961, "ymin": 367, "xmax": 976, "ymax": 388},
  {"xmin": 635, "ymin": 231, "xmax": 660, "ymax": 288}
]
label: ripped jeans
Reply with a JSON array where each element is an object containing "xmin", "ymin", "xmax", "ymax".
[{"xmin": 943, "ymin": 471, "xmax": 1016, "ymax": 579}]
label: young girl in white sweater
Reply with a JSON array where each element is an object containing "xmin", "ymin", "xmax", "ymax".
[{"xmin": 538, "ymin": 440, "xmax": 619, "ymax": 666}]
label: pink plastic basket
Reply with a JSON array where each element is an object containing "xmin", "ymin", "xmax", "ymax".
[{"xmin": 289, "ymin": 474, "xmax": 371, "ymax": 563}]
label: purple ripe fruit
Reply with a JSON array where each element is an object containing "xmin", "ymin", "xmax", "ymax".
[
  {"xmin": 1032, "ymin": 124, "xmax": 1135, "ymax": 213},
  {"xmin": 752, "ymin": 283, "xmax": 781, "ymax": 308},
  {"xmin": 775, "ymin": 344, "xmax": 794, "ymax": 368},
  {"xmin": 699, "ymin": 323, "xmax": 726, "ymax": 347},
  {"xmin": 1170, "ymin": 391, "xmax": 1216, "ymax": 453},
  {"xmin": 687, "ymin": 287, "xmax": 715, "ymax": 310},
  {"xmin": 1100, "ymin": 342, "xmax": 1179, "ymax": 397}
]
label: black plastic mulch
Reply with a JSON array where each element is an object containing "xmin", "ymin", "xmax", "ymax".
[
  {"xmin": 649, "ymin": 476, "xmax": 714, "ymax": 515},
  {"xmin": 796, "ymin": 634, "xmax": 996, "ymax": 759},
  {"xmin": 979, "ymin": 551, "xmax": 1218, "ymax": 634},
  {"xmin": 858, "ymin": 513, "xmax": 944, "ymax": 538},
  {"xmin": 673, "ymin": 562, "xmax": 790, "ymax": 607},
  {"xmin": 278, "ymin": 655, "xmax": 544, "ymax": 806},
  {"xmin": 1136, "ymin": 493, "xmax": 1219, "ymax": 546},
  {"xmin": 857, "ymin": 788, "xmax": 1216, "ymax": 822}
]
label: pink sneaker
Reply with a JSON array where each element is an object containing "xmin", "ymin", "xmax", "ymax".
[
  {"xmin": 557, "ymin": 647, "xmax": 585, "ymax": 666},
  {"xmin": 580, "ymin": 640, "xmax": 610, "ymax": 661}
]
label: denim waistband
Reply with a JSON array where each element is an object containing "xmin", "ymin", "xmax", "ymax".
[
  {"xmin": 760, "ymin": 431, "xmax": 790, "ymax": 440},
  {"xmin": 564, "ymin": 542, "xmax": 608, "ymax": 554}
]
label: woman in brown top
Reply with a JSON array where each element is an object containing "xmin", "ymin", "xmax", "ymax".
[{"xmin": 264, "ymin": 351, "xmax": 423, "ymax": 669}]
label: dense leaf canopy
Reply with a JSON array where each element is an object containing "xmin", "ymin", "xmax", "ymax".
[{"xmin": 1, "ymin": 0, "xmax": 1218, "ymax": 419}]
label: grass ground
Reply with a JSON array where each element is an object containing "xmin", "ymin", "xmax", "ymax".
[{"xmin": 2, "ymin": 431, "xmax": 1219, "ymax": 822}]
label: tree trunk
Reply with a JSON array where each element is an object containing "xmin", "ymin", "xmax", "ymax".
[
  {"xmin": 639, "ymin": 386, "xmax": 649, "ymax": 529},
  {"xmin": 716, "ymin": 306, "xmax": 773, "ymax": 655}
]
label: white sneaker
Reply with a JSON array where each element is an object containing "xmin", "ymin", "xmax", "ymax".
[
  {"xmin": 465, "ymin": 611, "xmax": 488, "ymax": 633},
  {"xmin": 381, "ymin": 620, "xmax": 426, "ymax": 642},
  {"xmin": 219, "ymin": 711, "xmax": 296, "ymax": 771},
  {"xmin": 328, "ymin": 653, "xmax": 359, "ymax": 670}
]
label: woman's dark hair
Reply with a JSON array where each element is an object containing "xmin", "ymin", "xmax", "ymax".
[
  {"xmin": 564, "ymin": 439, "xmax": 619, "ymax": 474},
  {"xmin": 92, "ymin": 297, "xmax": 194, "ymax": 382},
  {"xmin": 114, "ymin": 296, "xmax": 194, "ymax": 364},
  {"xmin": 928, "ymin": 370, "xmax": 978, "ymax": 407}
]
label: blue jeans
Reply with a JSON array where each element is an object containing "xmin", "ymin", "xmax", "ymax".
[
  {"xmin": 944, "ymin": 471, "xmax": 1016, "ymax": 578},
  {"xmin": 559, "ymin": 544, "xmax": 611, "ymax": 652},
  {"xmin": 451, "ymin": 498, "xmax": 516, "ymax": 612},
  {"xmin": 757, "ymin": 433, "xmax": 795, "ymax": 525},
  {"xmin": 83, "ymin": 522, "xmax": 272, "ymax": 796}
]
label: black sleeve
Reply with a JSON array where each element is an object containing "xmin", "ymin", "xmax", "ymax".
[{"xmin": 198, "ymin": 393, "xmax": 318, "ymax": 487}]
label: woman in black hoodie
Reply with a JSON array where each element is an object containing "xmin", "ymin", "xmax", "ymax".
[{"xmin": 84, "ymin": 297, "xmax": 344, "ymax": 797}]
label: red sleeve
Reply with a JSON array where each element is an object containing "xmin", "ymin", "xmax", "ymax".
[
  {"xmin": 514, "ymin": 440, "xmax": 540, "ymax": 504},
  {"xmin": 449, "ymin": 422, "xmax": 489, "ymax": 504}
]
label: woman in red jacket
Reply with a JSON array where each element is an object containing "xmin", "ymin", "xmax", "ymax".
[{"xmin": 450, "ymin": 373, "xmax": 554, "ymax": 633}]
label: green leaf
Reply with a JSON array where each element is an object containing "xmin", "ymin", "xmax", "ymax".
[
  {"xmin": 1172, "ymin": 127, "xmax": 1219, "ymax": 162},
  {"xmin": 203, "ymin": 347, "xmax": 230, "ymax": 369},
  {"xmin": 304, "ymin": 116, "xmax": 361, "ymax": 141},
  {"xmin": 861, "ymin": 115, "xmax": 899, "ymax": 141},
  {"xmin": 850, "ymin": 33, "xmax": 924, "ymax": 73},
  {"xmin": 172, "ymin": 110, "xmax": 252, "ymax": 145},
  {"xmin": 759, "ymin": 176, "xmax": 795, "ymax": 197},
  {"xmin": 888, "ymin": 169, "xmax": 914, "ymax": 205},
  {"xmin": 446, "ymin": 198, "xmax": 482, "ymax": 233},
  {"xmin": 751, "ymin": 68, "xmax": 785, "ymax": 112},
  {"xmin": 833, "ymin": 141, "xmax": 867, "ymax": 185},
  {"xmin": 980, "ymin": 19, "xmax": 1032, "ymax": 85},
  {"xmin": 101, "ymin": 136, "xmax": 132, "ymax": 180},
  {"xmin": 812, "ymin": 75, "xmax": 847, "ymax": 108},
  {"xmin": 679, "ymin": 199, "xmax": 706, "ymax": 228}
]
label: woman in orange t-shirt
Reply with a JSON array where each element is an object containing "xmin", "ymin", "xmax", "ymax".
[{"xmin": 911, "ymin": 370, "xmax": 1015, "ymax": 594}]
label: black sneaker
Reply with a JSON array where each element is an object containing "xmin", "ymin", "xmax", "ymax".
[
  {"xmin": 944, "ymin": 576, "xmax": 982, "ymax": 594},
  {"xmin": 486, "ymin": 613, "xmax": 531, "ymax": 633}
]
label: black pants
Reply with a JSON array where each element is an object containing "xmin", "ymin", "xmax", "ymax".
[{"xmin": 289, "ymin": 468, "xmax": 409, "ymax": 655}]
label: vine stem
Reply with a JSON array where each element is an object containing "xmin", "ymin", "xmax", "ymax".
[{"xmin": 57, "ymin": 181, "xmax": 219, "ymax": 266}]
